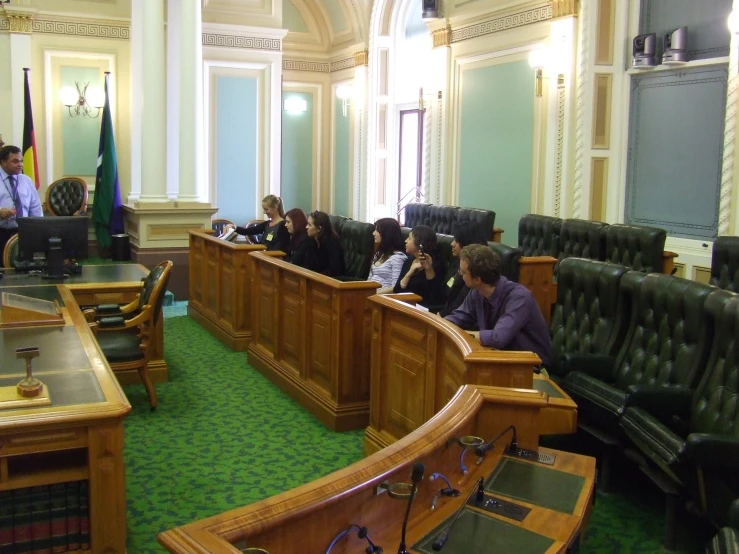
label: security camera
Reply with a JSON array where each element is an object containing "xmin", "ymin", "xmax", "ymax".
[
  {"xmin": 662, "ymin": 26, "xmax": 688, "ymax": 65},
  {"xmin": 422, "ymin": 0, "xmax": 438, "ymax": 19},
  {"xmin": 632, "ymin": 33, "xmax": 657, "ymax": 69}
]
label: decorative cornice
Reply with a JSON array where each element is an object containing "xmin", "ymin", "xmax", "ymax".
[
  {"xmin": 330, "ymin": 57, "xmax": 356, "ymax": 72},
  {"xmin": 33, "ymin": 17, "xmax": 129, "ymax": 39},
  {"xmin": 432, "ymin": 26, "xmax": 451, "ymax": 48},
  {"xmin": 551, "ymin": 0, "xmax": 578, "ymax": 19},
  {"xmin": 282, "ymin": 59, "xmax": 330, "ymax": 73},
  {"xmin": 353, "ymin": 50, "xmax": 368, "ymax": 66},
  {"xmin": 202, "ymin": 32, "xmax": 281, "ymax": 51},
  {"xmin": 2, "ymin": 6, "xmax": 37, "ymax": 34},
  {"xmin": 451, "ymin": 4, "xmax": 552, "ymax": 43}
]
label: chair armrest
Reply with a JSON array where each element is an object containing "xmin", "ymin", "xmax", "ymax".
[
  {"xmin": 685, "ymin": 434, "xmax": 739, "ymax": 469},
  {"xmin": 98, "ymin": 316, "xmax": 126, "ymax": 329},
  {"xmin": 96, "ymin": 304, "xmax": 122, "ymax": 315},
  {"xmin": 623, "ymin": 385, "xmax": 693, "ymax": 424},
  {"xmin": 560, "ymin": 354, "xmax": 615, "ymax": 381}
]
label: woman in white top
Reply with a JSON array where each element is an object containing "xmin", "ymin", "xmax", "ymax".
[{"xmin": 368, "ymin": 218, "xmax": 408, "ymax": 293}]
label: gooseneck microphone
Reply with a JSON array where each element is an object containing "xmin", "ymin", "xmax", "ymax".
[
  {"xmin": 474, "ymin": 425, "xmax": 517, "ymax": 458},
  {"xmin": 398, "ymin": 462, "xmax": 425, "ymax": 554},
  {"xmin": 432, "ymin": 477, "xmax": 484, "ymax": 551},
  {"xmin": 325, "ymin": 524, "xmax": 383, "ymax": 554}
]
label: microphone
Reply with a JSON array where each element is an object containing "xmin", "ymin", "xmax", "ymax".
[
  {"xmin": 432, "ymin": 477, "xmax": 484, "ymax": 551},
  {"xmin": 398, "ymin": 462, "xmax": 425, "ymax": 554},
  {"xmin": 474, "ymin": 425, "xmax": 517, "ymax": 458},
  {"xmin": 358, "ymin": 527, "xmax": 383, "ymax": 553}
]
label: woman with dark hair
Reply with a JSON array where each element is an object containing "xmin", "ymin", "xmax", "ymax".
[
  {"xmin": 302, "ymin": 210, "xmax": 345, "ymax": 277},
  {"xmin": 284, "ymin": 208, "xmax": 310, "ymax": 265},
  {"xmin": 393, "ymin": 225, "xmax": 446, "ymax": 307},
  {"xmin": 368, "ymin": 218, "xmax": 407, "ymax": 293},
  {"xmin": 438, "ymin": 220, "xmax": 489, "ymax": 317},
  {"xmin": 225, "ymin": 194, "xmax": 290, "ymax": 252}
]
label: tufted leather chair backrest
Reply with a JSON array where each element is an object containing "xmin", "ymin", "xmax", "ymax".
[
  {"xmin": 403, "ymin": 203, "xmax": 431, "ymax": 228},
  {"xmin": 549, "ymin": 258, "xmax": 629, "ymax": 376},
  {"xmin": 456, "ymin": 208, "xmax": 496, "ymax": 241},
  {"xmin": 427, "ymin": 205, "xmax": 459, "ymax": 235},
  {"xmin": 329, "ymin": 215, "xmax": 351, "ymax": 237},
  {"xmin": 150, "ymin": 261, "xmax": 174, "ymax": 326},
  {"xmin": 556, "ymin": 219, "xmax": 608, "ymax": 276},
  {"xmin": 518, "ymin": 214, "xmax": 562, "ymax": 257},
  {"xmin": 710, "ymin": 236, "xmax": 739, "ymax": 293},
  {"xmin": 212, "ymin": 218, "xmax": 234, "ymax": 235},
  {"xmin": 489, "ymin": 242, "xmax": 522, "ymax": 282},
  {"xmin": 691, "ymin": 289, "xmax": 739, "ymax": 436},
  {"xmin": 613, "ymin": 272, "xmax": 714, "ymax": 391},
  {"xmin": 437, "ymin": 234, "xmax": 457, "ymax": 284},
  {"xmin": 140, "ymin": 262, "xmax": 169, "ymax": 310},
  {"xmin": 604, "ymin": 223, "xmax": 666, "ymax": 273},
  {"xmin": 46, "ymin": 178, "xmax": 88, "ymax": 216},
  {"xmin": 338, "ymin": 220, "xmax": 375, "ymax": 279}
]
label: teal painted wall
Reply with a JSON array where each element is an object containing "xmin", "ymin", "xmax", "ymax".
[
  {"xmin": 458, "ymin": 60, "xmax": 534, "ymax": 246},
  {"xmin": 333, "ymin": 97, "xmax": 350, "ymax": 216},
  {"xmin": 61, "ymin": 66, "xmax": 101, "ymax": 176},
  {"xmin": 281, "ymin": 91, "xmax": 313, "ymax": 213},
  {"xmin": 323, "ymin": 0, "xmax": 348, "ymax": 33},
  {"xmin": 216, "ymin": 76, "xmax": 257, "ymax": 223},
  {"xmin": 283, "ymin": 0, "xmax": 309, "ymax": 33}
]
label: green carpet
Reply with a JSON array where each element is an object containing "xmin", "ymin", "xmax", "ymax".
[{"xmin": 120, "ymin": 304, "xmax": 716, "ymax": 553}]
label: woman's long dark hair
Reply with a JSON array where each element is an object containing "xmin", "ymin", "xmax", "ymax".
[
  {"xmin": 373, "ymin": 218, "xmax": 404, "ymax": 263},
  {"xmin": 285, "ymin": 208, "xmax": 308, "ymax": 251},
  {"xmin": 310, "ymin": 211, "xmax": 337, "ymax": 243},
  {"xmin": 410, "ymin": 225, "xmax": 439, "ymax": 256}
]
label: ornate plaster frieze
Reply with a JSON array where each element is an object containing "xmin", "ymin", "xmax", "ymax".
[
  {"xmin": 432, "ymin": 26, "xmax": 451, "ymax": 48},
  {"xmin": 282, "ymin": 59, "xmax": 331, "ymax": 72},
  {"xmin": 451, "ymin": 4, "xmax": 552, "ymax": 44},
  {"xmin": 353, "ymin": 50, "xmax": 368, "ymax": 66},
  {"xmin": 33, "ymin": 17, "xmax": 129, "ymax": 39},
  {"xmin": 2, "ymin": 5, "xmax": 37, "ymax": 34},
  {"xmin": 330, "ymin": 57, "xmax": 356, "ymax": 72},
  {"xmin": 551, "ymin": 0, "xmax": 578, "ymax": 19},
  {"xmin": 202, "ymin": 33, "xmax": 281, "ymax": 50}
]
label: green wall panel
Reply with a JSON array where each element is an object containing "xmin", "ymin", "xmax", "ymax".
[
  {"xmin": 458, "ymin": 60, "xmax": 534, "ymax": 246},
  {"xmin": 283, "ymin": 0, "xmax": 309, "ymax": 33},
  {"xmin": 281, "ymin": 91, "xmax": 313, "ymax": 213},
  {"xmin": 61, "ymin": 66, "xmax": 101, "ymax": 177},
  {"xmin": 333, "ymin": 97, "xmax": 350, "ymax": 216}
]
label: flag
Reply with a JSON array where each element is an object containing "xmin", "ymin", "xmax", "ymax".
[
  {"xmin": 22, "ymin": 68, "xmax": 40, "ymax": 190},
  {"xmin": 92, "ymin": 73, "xmax": 123, "ymax": 250}
]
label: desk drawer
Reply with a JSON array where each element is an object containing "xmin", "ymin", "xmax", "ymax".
[
  {"xmin": 0, "ymin": 427, "xmax": 87, "ymax": 456},
  {"xmin": 72, "ymin": 291, "xmax": 138, "ymax": 307}
]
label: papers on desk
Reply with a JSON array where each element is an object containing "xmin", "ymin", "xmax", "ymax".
[
  {"xmin": 414, "ymin": 303, "xmax": 430, "ymax": 312},
  {"xmin": 218, "ymin": 228, "xmax": 238, "ymax": 242}
]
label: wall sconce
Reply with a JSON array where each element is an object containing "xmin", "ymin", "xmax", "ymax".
[
  {"xmin": 336, "ymin": 84, "xmax": 353, "ymax": 117},
  {"xmin": 283, "ymin": 96, "xmax": 307, "ymax": 115},
  {"xmin": 528, "ymin": 47, "xmax": 551, "ymax": 98},
  {"xmin": 59, "ymin": 81, "xmax": 104, "ymax": 118}
]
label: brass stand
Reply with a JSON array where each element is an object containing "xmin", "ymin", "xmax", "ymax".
[{"xmin": 16, "ymin": 346, "xmax": 43, "ymax": 397}]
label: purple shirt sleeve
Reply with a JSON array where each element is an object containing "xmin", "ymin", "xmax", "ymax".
[
  {"xmin": 444, "ymin": 289, "xmax": 477, "ymax": 329},
  {"xmin": 478, "ymin": 291, "xmax": 531, "ymax": 349}
]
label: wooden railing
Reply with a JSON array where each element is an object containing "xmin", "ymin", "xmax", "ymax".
[
  {"xmin": 246, "ymin": 251, "xmax": 381, "ymax": 431},
  {"xmin": 187, "ymin": 230, "xmax": 267, "ymax": 350},
  {"xmin": 158, "ymin": 385, "xmax": 595, "ymax": 554}
]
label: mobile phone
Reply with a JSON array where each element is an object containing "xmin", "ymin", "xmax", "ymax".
[{"xmin": 418, "ymin": 244, "xmax": 426, "ymax": 259}]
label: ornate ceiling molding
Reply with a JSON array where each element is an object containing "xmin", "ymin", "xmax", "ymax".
[
  {"xmin": 330, "ymin": 56, "xmax": 355, "ymax": 72},
  {"xmin": 33, "ymin": 17, "xmax": 129, "ymax": 39},
  {"xmin": 202, "ymin": 32, "xmax": 281, "ymax": 50},
  {"xmin": 1, "ymin": 5, "xmax": 37, "ymax": 34},
  {"xmin": 451, "ymin": 3, "xmax": 552, "ymax": 44},
  {"xmin": 432, "ymin": 26, "xmax": 451, "ymax": 48},
  {"xmin": 551, "ymin": 0, "xmax": 578, "ymax": 19},
  {"xmin": 282, "ymin": 59, "xmax": 331, "ymax": 72}
]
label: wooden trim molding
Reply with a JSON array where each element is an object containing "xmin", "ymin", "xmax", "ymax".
[
  {"xmin": 595, "ymin": 0, "xmax": 615, "ymax": 65},
  {"xmin": 592, "ymin": 73, "xmax": 612, "ymax": 149}
]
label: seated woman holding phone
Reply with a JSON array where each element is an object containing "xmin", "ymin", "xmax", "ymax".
[
  {"xmin": 225, "ymin": 194, "xmax": 290, "ymax": 252},
  {"xmin": 368, "ymin": 218, "xmax": 407, "ymax": 293},
  {"xmin": 300, "ymin": 211, "xmax": 345, "ymax": 278},
  {"xmin": 393, "ymin": 225, "xmax": 446, "ymax": 308},
  {"xmin": 284, "ymin": 208, "xmax": 311, "ymax": 265}
]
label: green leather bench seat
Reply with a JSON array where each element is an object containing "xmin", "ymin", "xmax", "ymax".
[
  {"xmin": 561, "ymin": 271, "xmax": 715, "ymax": 436},
  {"xmin": 549, "ymin": 258, "xmax": 628, "ymax": 379}
]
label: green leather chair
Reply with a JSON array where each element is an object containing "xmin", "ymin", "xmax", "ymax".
[
  {"xmin": 708, "ymin": 500, "xmax": 739, "ymax": 554},
  {"xmin": 620, "ymin": 289, "xmax": 739, "ymax": 537}
]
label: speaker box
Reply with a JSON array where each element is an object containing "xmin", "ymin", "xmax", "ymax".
[
  {"xmin": 662, "ymin": 26, "xmax": 688, "ymax": 65},
  {"xmin": 632, "ymin": 33, "xmax": 657, "ymax": 68},
  {"xmin": 422, "ymin": 0, "xmax": 438, "ymax": 18}
]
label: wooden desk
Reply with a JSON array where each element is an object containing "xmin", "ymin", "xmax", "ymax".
[
  {"xmin": 364, "ymin": 296, "xmax": 577, "ymax": 455},
  {"xmin": 247, "ymin": 251, "xmax": 380, "ymax": 431},
  {"xmin": 0, "ymin": 286, "xmax": 131, "ymax": 553},
  {"xmin": 157, "ymin": 385, "xmax": 595, "ymax": 554},
  {"xmin": 187, "ymin": 230, "xmax": 267, "ymax": 351},
  {"xmin": 0, "ymin": 264, "xmax": 167, "ymax": 385}
]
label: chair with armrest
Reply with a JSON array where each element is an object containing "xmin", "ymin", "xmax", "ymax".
[
  {"xmin": 328, "ymin": 214, "xmax": 351, "ymax": 237},
  {"xmin": 620, "ymin": 289, "xmax": 739, "ymax": 549},
  {"xmin": 44, "ymin": 177, "xmax": 88, "ymax": 216},
  {"xmin": 402, "ymin": 202, "xmax": 431, "ymax": 229},
  {"xmin": 241, "ymin": 220, "xmax": 266, "ymax": 245},
  {"xmin": 2, "ymin": 234, "xmax": 18, "ymax": 268},
  {"xmin": 337, "ymin": 220, "xmax": 375, "ymax": 280},
  {"xmin": 211, "ymin": 218, "xmax": 234, "ymax": 235},
  {"xmin": 708, "ymin": 499, "xmax": 739, "ymax": 554},
  {"xmin": 85, "ymin": 262, "xmax": 163, "ymax": 323},
  {"xmin": 456, "ymin": 207, "xmax": 496, "ymax": 242},
  {"xmin": 517, "ymin": 214, "xmax": 562, "ymax": 257},
  {"xmin": 92, "ymin": 260, "xmax": 173, "ymax": 410},
  {"xmin": 710, "ymin": 236, "xmax": 739, "ymax": 292},
  {"xmin": 556, "ymin": 219, "xmax": 608, "ymax": 277},
  {"xmin": 604, "ymin": 223, "xmax": 666, "ymax": 274}
]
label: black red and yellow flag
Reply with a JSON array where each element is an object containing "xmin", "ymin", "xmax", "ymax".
[{"xmin": 22, "ymin": 68, "xmax": 40, "ymax": 190}]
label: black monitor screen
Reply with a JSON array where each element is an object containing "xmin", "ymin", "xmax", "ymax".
[{"xmin": 17, "ymin": 216, "xmax": 89, "ymax": 261}]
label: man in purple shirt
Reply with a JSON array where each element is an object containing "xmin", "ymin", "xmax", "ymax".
[{"xmin": 444, "ymin": 244, "xmax": 552, "ymax": 367}]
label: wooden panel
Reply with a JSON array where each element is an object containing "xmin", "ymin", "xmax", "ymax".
[
  {"xmin": 158, "ymin": 386, "xmax": 595, "ymax": 554},
  {"xmin": 694, "ymin": 265, "xmax": 712, "ymax": 284},
  {"xmin": 595, "ymin": 0, "xmax": 615, "ymax": 65},
  {"xmin": 590, "ymin": 157, "xmax": 608, "ymax": 222},
  {"xmin": 517, "ymin": 256, "xmax": 557, "ymax": 325},
  {"xmin": 592, "ymin": 73, "xmax": 612, "ymax": 149}
]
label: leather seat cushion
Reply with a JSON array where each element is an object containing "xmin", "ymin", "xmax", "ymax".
[
  {"xmin": 456, "ymin": 208, "xmax": 495, "ymax": 239},
  {"xmin": 328, "ymin": 215, "xmax": 351, "ymax": 237},
  {"xmin": 605, "ymin": 223, "xmax": 666, "ymax": 273},
  {"xmin": 427, "ymin": 205, "xmax": 458, "ymax": 235},
  {"xmin": 562, "ymin": 371, "xmax": 626, "ymax": 432},
  {"xmin": 518, "ymin": 214, "xmax": 562, "ymax": 257},
  {"xmin": 339, "ymin": 220, "xmax": 375, "ymax": 279},
  {"xmin": 403, "ymin": 203, "xmax": 431, "ymax": 228},
  {"xmin": 96, "ymin": 332, "xmax": 144, "ymax": 363},
  {"xmin": 49, "ymin": 180, "xmax": 85, "ymax": 215},
  {"xmin": 620, "ymin": 406, "xmax": 685, "ymax": 472}
]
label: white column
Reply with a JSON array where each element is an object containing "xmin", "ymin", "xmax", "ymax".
[
  {"xmin": 134, "ymin": 0, "xmax": 167, "ymax": 202},
  {"xmin": 9, "ymin": 34, "xmax": 31, "ymax": 145},
  {"xmin": 174, "ymin": 0, "xmax": 204, "ymax": 202},
  {"xmin": 165, "ymin": 0, "xmax": 181, "ymax": 200},
  {"xmin": 128, "ymin": 0, "xmax": 143, "ymax": 202}
]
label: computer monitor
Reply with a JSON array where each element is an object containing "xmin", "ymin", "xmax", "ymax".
[{"xmin": 17, "ymin": 217, "xmax": 88, "ymax": 277}]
